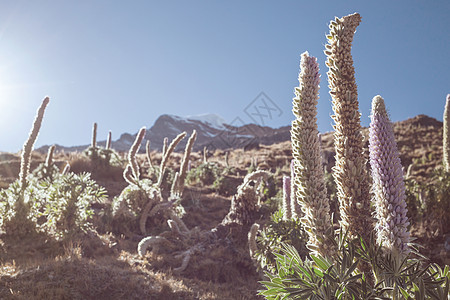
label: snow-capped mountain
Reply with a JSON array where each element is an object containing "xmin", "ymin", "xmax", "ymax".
[
  {"xmin": 37, "ymin": 114, "xmax": 290, "ymax": 153},
  {"xmin": 185, "ymin": 113, "xmax": 227, "ymax": 130}
]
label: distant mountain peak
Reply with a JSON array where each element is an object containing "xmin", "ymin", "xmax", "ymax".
[{"xmin": 185, "ymin": 113, "xmax": 227, "ymax": 130}]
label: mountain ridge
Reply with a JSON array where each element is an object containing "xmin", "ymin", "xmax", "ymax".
[{"xmin": 36, "ymin": 114, "xmax": 441, "ymax": 155}]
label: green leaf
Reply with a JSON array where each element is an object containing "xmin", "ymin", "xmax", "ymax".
[{"xmin": 311, "ymin": 255, "xmax": 330, "ymax": 271}]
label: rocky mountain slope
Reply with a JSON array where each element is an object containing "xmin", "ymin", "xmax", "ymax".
[{"xmin": 37, "ymin": 114, "xmax": 290, "ymax": 153}]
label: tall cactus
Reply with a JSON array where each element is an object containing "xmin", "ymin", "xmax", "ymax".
[
  {"xmin": 325, "ymin": 13, "xmax": 373, "ymax": 241},
  {"xmin": 369, "ymin": 96, "xmax": 410, "ymax": 255},
  {"xmin": 443, "ymin": 94, "xmax": 450, "ymax": 171},
  {"xmin": 291, "ymin": 51, "xmax": 334, "ymax": 257}
]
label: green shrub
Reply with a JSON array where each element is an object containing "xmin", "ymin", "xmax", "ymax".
[
  {"xmin": 32, "ymin": 162, "xmax": 60, "ymax": 182},
  {"xmin": 34, "ymin": 172, "xmax": 107, "ymax": 238},
  {"xmin": 255, "ymin": 209, "xmax": 308, "ymax": 273},
  {"xmin": 213, "ymin": 175, "xmax": 238, "ymax": 196},
  {"xmin": 260, "ymin": 235, "xmax": 450, "ymax": 299},
  {"xmin": 83, "ymin": 146, "xmax": 122, "ymax": 169},
  {"xmin": 187, "ymin": 162, "xmax": 219, "ymax": 186},
  {"xmin": 405, "ymin": 167, "xmax": 450, "ymax": 232},
  {"xmin": 0, "ymin": 172, "xmax": 107, "ymax": 239}
]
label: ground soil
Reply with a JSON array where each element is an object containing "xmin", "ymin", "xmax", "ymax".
[{"xmin": 0, "ymin": 114, "xmax": 449, "ymax": 299}]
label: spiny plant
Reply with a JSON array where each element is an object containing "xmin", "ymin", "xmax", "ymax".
[
  {"xmin": 111, "ymin": 129, "xmax": 195, "ymax": 236},
  {"xmin": 187, "ymin": 161, "xmax": 219, "ymax": 186},
  {"xmin": 32, "ymin": 172, "xmax": 107, "ymax": 239},
  {"xmin": 138, "ymin": 169, "xmax": 272, "ymax": 279},
  {"xmin": 31, "ymin": 144, "xmax": 60, "ymax": 182},
  {"xmin": 0, "ymin": 97, "xmax": 50, "ymax": 235},
  {"xmin": 403, "ymin": 94, "xmax": 450, "ymax": 239},
  {"xmin": 252, "ymin": 208, "xmax": 308, "ymax": 273},
  {"xmin": 260, "ymin": 13, "xmax": 450, "ymax": 299},
  {"xmin": 82, "ymin": 122, "xmax": 122, "ymax": 169},
  {"xmin": 0, "ymin": 97, "xmax": 107, "ymax": 240}
]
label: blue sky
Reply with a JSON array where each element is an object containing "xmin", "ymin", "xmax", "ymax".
[{"xmin": 0, "ymin": 0, "xmax": 448, "ymax": 152}]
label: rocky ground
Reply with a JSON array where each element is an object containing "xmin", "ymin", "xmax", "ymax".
[{"xmin": 0, "ymin": 114, "xmax": 449, "ymax": 299}]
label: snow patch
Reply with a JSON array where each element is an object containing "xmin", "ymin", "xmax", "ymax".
[{"xmin": 185, "ymin": 113, "xmax": 227, "ymax": 130}]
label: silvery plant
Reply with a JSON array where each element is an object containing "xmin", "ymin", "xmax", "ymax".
[
  {"xmin": 0, "ymin": 97, "xmax": 107, "ymax": 239},
  {"xmin": 260, "ymin": 13, "xmax": 449, "ymax": 299}
]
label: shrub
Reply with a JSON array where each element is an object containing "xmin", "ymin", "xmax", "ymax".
[
  {"xmin": 254, "ymin": 209, "xmax": 308, "ymax": 273},
  {"xmin": 0, "ymin": 172, "xmax": 107, "ymax": 239},
  {"xmin": 260, "ymin": 237, "xmax": 450, "ymax": 299},
  {"xmin": 33, "ymin": 172, "xmax": 107, "ymax": 238},
  {"xmin": 187, "ymin": 162, "xmax": 219, "ymax": 186}
]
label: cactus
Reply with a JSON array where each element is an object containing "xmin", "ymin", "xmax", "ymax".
[
  {"xmin": 291, "ymin": 51, "xmax": 334, "ymax": 257},
  {"xmin": 443, "ymin": 94, "xmax": 450, "ymax": 171},
  {"xmin": 325, "ymin": 13, "xmax": 373, "ymax": 241},
  {"xmin": 369, "ymin": 95, "xmax": 410, "ymax": 255}
]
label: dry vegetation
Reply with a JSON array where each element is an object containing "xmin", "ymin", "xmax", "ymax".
[{"xmin": 0, "ymin": 114, "xmax": 448, "ymax": 299}]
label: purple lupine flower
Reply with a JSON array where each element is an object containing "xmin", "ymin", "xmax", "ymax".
[
  {"xmin": 282, "ymin": 176, "xmax": 292, "ymax": 220},
  {"xmin": 369, "ymin": 95, "xmax": 410, "ymax": 255}
]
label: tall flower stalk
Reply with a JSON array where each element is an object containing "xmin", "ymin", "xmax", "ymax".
[
  {"xmin": 369, "ymin": 96, "xmax": 410, "ymax": 255},
  {"xmin": 20, "ymin": 97, "xmax": 50, "ymax": 190},
  {"xmin": 282, "ymin": 176, "xmax": 292, "ymax": 220},
  {"xmin": 291, "ymin": 51, "xmax": 334, "ymax": 257},
  {"xmin": 443, "ymin": 94, "xmax": 450, "ymax": 171},
  {"xmin": 325, "ymin": 13, "xmax": 373, "ymax": 241}
]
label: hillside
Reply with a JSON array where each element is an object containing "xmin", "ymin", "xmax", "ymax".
[{"xmin": 0, "ymin": 114, "xmax": 448, "ymax": 299}]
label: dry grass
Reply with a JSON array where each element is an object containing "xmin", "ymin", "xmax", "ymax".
[{"xmin": 0, "ymin": 114, "xmax": 447, "ymax": 299}]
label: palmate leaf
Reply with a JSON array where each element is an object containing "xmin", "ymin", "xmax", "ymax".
[{"xmin": 311, "ymin": 255, "xmax": 331, "ymax": 271}]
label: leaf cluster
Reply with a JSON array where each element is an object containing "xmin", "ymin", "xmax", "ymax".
[
  {"xmin": 0, "ymin": 172, "xmax": 107, "ymax": 238},
  {"xmin": 260, "ymin": 235, "xmax": 450, "ymax": 299},
  {"xmin": 255, "ymin": 209, "xmax": 308, "ymax": 273},
  {"xmin": 405, "ymin": 167, "xmax": 450, "ymax": 231},
  {"xmin": 187, "ymin": 162, "xmax": 219, "ymax": 186},
  {"xmin": 83, "ymin": 146, "xmax": 122, "ymax": 168}
]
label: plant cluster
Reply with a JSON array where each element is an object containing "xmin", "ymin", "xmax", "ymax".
[
  {"xmin": 110, "ymin": 129, "xmax": 196, "ymax": 236},
  {"xmin": 254, "ymin": 209, "xmax": 308, "ymax": 273},
  {"xmin": 76, "ymin": 123, "xmax": 123, "ymax": 178},
  {"xmin": 0, "ymin": 98, "xmax": 107, "ymax": 239},
  {"xmin": 187, "ymin": 162, "xmax": 219, "ymax": 186},
  {"xmin": 31, "ymin": 145, "xmax": 60, "ymax": 182},
  {"xmin": 405, "ymin": 167, "xmax": 450, "ymax": 234},
  {"xmin": 259, "ymin": 13, "xmax": 450, "ymax": 299},
  {"xmin": 261, "ymin": 236, "xmax": 449, "ymax": 299}
]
